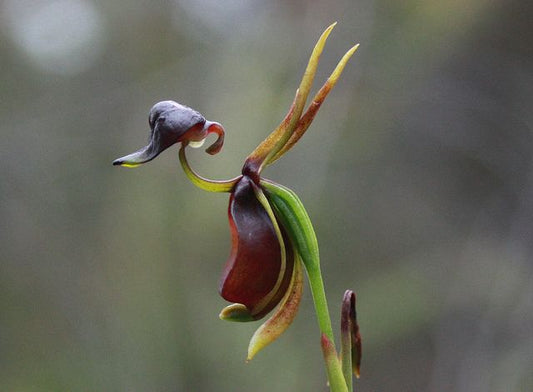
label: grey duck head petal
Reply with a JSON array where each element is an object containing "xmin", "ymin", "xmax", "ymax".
[{"xmin": 113, "ymin": 100, "xmax": 206, "ymax": 167}]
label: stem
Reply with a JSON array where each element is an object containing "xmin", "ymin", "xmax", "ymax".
[
  {"xmin": 322, "ymin": 334, "xmax": 351, "ymax": 392},
  {"xmin": 261, "ymin": 180, "xmax": 348, "ymax": 392},
  {"xmin": 307, "ymin": 265, "xmax": 348, "ymax": 392},
  {"xmin": 306, "ymin": 264, "xmax": 334, "ymax": 341}
]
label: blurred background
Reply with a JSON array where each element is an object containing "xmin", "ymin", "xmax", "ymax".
[{"xmin": 1, "ymin": 0, "xmax": 532, "ymax": 391}]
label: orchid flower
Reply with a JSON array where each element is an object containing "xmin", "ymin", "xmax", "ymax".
[{"xmin": 114, "ymin": 23, "xmax": 361, "ymax": 392}]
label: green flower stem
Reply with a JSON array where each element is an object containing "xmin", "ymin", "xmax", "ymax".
[
  {"xmin": 307, "ymin": 265, "xmax": 349, "ymax": 392},
  {"xmin": 261, "ymin": 179, "xmax": 348, "ymax": 392},
  {"xmin": 322, "ymin": 333, "xmax": 351, "ymax": 392},
  {"xmin": 305, "ymin": 264, "xmax": 334, "ymax": 341}
]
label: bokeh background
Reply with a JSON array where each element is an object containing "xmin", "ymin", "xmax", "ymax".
[{"xmin": 1, "ymin": 1, "xmax": 532, "ymax": 391}]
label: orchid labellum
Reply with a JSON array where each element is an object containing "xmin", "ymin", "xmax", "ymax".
[{"xmin": 114, "ymin": 23, "xmax": 361, "ymax": 392}]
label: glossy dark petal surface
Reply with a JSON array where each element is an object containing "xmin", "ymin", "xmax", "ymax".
[{"xmin": 219, "ymin": 176, "xmax": 293, "ymax": 318}]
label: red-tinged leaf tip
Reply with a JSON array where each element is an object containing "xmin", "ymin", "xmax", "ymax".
[
  {"xmin": 321, "ymin": 333, "xmax": 351, "ymax": 392},
  {"xmin": 321, "ymin": 333, "xmax": 334, "ymax": 352}
]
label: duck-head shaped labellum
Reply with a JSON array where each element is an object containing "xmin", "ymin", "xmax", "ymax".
[
  {"xmin": 113, "ymin": 100, "xmax": 224, "ymax": 167},
  {"xmin": 219, "ymin": 176, "xmax": 294, "ymax": 320}
]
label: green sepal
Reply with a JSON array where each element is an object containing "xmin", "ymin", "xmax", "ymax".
[
  {"xmin": 261, "ymin": 179, "xmax": 336, "ymax": 345},
  {"xmin": 260, "ymin": 179, "xmax": 320, "ymax": 273}
]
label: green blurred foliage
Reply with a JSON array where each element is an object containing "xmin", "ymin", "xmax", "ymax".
[{"xmin": 1, "ymin": 0, "xmax": 532, "ymax": 391}]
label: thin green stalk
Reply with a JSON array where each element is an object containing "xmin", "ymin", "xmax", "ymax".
[
  {"xmin": 306, "ymin": 264, "xmax": 334, "ymax": 342},
  {"xmin": 261, "ymin": 180, "xmax": 348, "ymax": 392},
  {"xmin": 308, "ymin": 265, "xmax": 349, "ymax": 392},
  {"xmin": 322, "ymin": 333, "xmax": 350, "ymax": 392}
]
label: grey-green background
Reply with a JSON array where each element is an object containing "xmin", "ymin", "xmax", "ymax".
[{"xmin": 1, "ymin": 1, "xmax": 532, "ymax": 391}]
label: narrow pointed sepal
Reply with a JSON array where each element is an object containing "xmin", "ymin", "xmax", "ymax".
[
  {"xmin": 341, "ymin": 290, "xmax": 362, "ymax": 383},
  {"xmin": 270, "ymin": 43, "xmax": 360, "ymax": 163},
  {"xmin": 247, "ymin": 255, "xmax": 304, "ymax": 361},
  {"xmin": 243, "ymin": 22, "xmax": 337, "ymax": 176},
  {"xmin": 219, "ymin": 303, "xmax": 255, "ymax": 322}
]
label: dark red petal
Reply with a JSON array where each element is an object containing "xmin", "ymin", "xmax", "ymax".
[
  {"xmin": 252, "ymin": 231, "xmax": 294, "ymax": 320},
  {"xmin": 219, "ymin": 176, "xmax": 293, "ymax": 318}
]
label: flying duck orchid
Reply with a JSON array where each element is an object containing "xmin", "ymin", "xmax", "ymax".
[{"xmin": 114, "ymin": 23, "xmax": 361, "ymax": 392}]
